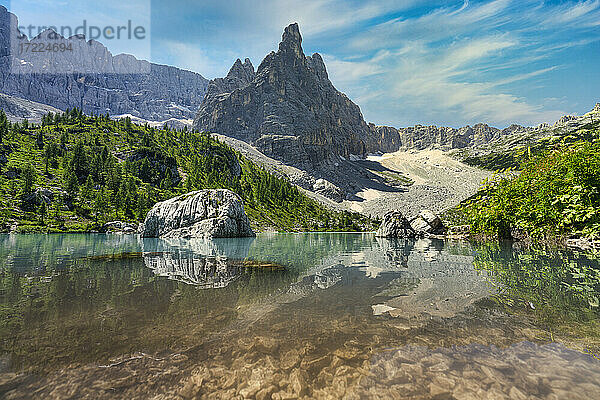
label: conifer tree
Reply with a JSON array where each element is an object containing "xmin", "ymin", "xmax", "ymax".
[
  {"xmin": 21, "ymin": 163, "xmax": 36, "ymax": 196},
  {"xmin": 0, "ymin": 109, "xmax": 8, "ymax": 143}
]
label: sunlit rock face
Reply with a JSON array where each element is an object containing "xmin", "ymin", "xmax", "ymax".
[
  {"xmin": 141, "ymin": 189, "xmax": 255, "ymax": 239},
  {"xmin": 194, "ymin": 23, "xmax": 372, "ymax": 171},
  {"xmin": 409, "ymin": 209, "xmax": 446, "ymax": 235},
  {"xmin": 0, "ymin": 93, "xmax": 62, "ymax": 123}
]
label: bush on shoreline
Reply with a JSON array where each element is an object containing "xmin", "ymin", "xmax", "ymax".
[{"xmin": 460, "ymin": 136, "xmax": 600, "ymax": 240}]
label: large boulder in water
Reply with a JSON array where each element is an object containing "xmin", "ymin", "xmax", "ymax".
[
  {"xmin": 141, "ymin": 189, "xmax": 255, "ymax": 238},
  {"xmin": 376, "ymin": 210, "xmax": 415, "ymax": 238},
  {"xmin": 410, "ymin": 209, "xmax": 445, "ymax": 235}
]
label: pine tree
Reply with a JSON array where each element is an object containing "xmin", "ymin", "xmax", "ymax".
[
  {"xmin": 123, "ymin": 116, "xmax": 132, "ymax": 131},
  {"xmin": 70, "ymin": 141, "xmax": 89, "ymax": 181},
  {"xmin": 136, "ymin": 191, "xmax": 147, "ymax": 220},
  {"xmin": 0, "ymin": 109, "xmax": 8, "ymax": 143},
  {"xmin": 21, "ymin": 163, "xmax": 36, "ymax": 196},
  {"xmin": 80, "ymin": 175, "xmax": 95, "ymax": 201},
  {"xmin": 38, "ymin": 202, "xmax": 47, "ymax": 224},
  {"xmin": 43, "ymin": 143, "xmax": 60, "ymax": 172},
  {"xmin": 93, "ymin": 189, "xmax": 108, "ymax": 222},
  {"xmin": 65, "ymin": 171, "xmax": 79, "ymax": 200}
]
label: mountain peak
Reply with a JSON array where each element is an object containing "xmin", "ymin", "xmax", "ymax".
[
  {"xmin": 226, "ymin": 58, "xmax": 255, "ymax": 82},
  {"xmin": 279, "ymin": 23, "xmax": 303, "ymax": 58},
  {"xmin": 195, "ymin": 21, "xmax": 371, "ymax": 174}
]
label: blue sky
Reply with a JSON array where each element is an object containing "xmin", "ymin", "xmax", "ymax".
[{"xmin": 3, "ymin": 0, "xmax": 600, "ymax": 128}]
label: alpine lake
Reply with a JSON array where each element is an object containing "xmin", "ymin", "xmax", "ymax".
[{"xmin": 1, "ymin": 233, "xmax": 599, "ymax": 399}]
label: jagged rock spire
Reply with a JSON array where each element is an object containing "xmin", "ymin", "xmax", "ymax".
[
  {"xmin": 226, "ymin": 58, "xmax": 255, "ymax": 83},
  {"xmin": 279, "ymin": 23, "xmax": 303, "ymax": 58},
  {"xmin": 195, "ymin": 22, "xmax": 372, "ymax": 172}
]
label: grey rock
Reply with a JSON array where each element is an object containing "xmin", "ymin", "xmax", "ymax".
[
  {"xmin": 194, "ymin": 23, "xmax": 372, "ymax": 171},
  {"xmin": 0, "ymin": 6, "xmax": 208, "ymax": 121},
  {"xmin": 0, "ymin": 93, "xmax": 62, "ymax": 123},
  {"xmin": 368, "ymin": 103, "xmax": 600, "ymax": 158},
  {"xmin": 366, "ymin": 123, "xmax": 517, "ymax": 153},
  {"xmin": 22, "ymin": 187, "xmax": 53, "ymax": 207},
  {"xmin": 312, "ymin": 178, "xmax": 344, "ymax": 203},
  {"xmin": 103, "ymin": 221, "xmax": 138, "ymax": 234},
  {"xmin": 141, "ymin": 189, "xmax": 255, "ymax": 239},
  {"xmin": 376, "ymin": 210, "xmax": 416, "ymax": 238},
  {"xmin": 410, "ymin": 209, "xmax": 445, "ymax": 235}
]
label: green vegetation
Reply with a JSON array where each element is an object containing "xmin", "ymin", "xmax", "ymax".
[
  {"xmin": 457, "ymin": 130, "xmax": 600, "ymax": 240},
  {"xmin": 0, "ymin": 108, "xmax": 374, "ymax": 233},
  {"xmin": 462, "ymin": 120, "xmax": 600, "ymax": 171}
]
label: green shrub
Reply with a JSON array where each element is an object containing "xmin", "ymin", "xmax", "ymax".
[{"xmin": 462, "ymin": 138, "xmax": 600, "ymax": 239}]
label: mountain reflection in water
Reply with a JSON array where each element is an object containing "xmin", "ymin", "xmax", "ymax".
[{"xmin": 0, "ymin": 233, "xmax": 599, "ymax": 399}]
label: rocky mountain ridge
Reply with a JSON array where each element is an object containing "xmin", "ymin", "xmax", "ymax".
[
  {"xmin": 0, "ymin": 6, "xmax": 208, "ymax": 121},
  {"xmin": 194, "ymin": 23, "xmax": 372, "ymax": 171},
  {"xmin": 369, "ymin": 103, "xmax": 600, "ymax": 154},
  {"xmin": 194, "ymin": 21, "xmax": 598, "ymax": 166}
]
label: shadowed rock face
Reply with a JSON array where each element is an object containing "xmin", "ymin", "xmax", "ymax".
[
  {"xmin": 376, "ymin": 210, "xmax": 416, "ymax": 238},
  {"xmin": 141, "ymin": 189, "xmax": 255, "ymax": 239},
  {"xmin": 194, "ymin": 23, "xmax": 372, "ymax": 171},
  {"xmin": 0, "ymin": 6, "xmax": 208, "ymax": 121}
]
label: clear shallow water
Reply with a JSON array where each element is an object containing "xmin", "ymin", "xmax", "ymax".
[{"xmin": 0, "ymin": 233, "xmax": 599, "ymax": 399}]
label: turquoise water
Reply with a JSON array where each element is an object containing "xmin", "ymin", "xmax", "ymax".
[{"xmin": 0, "ymin": 233, "xmax": 599, "ymax": 399}]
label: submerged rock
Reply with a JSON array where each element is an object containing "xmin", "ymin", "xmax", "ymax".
[
  {"xmin": 376, "ymin": 210, "xmax": 415, "ymax": 238},
  {"xmin": 103, "ymin": 221, "xmax": 138, "ymax": 234},
  {"xmin": 141, "ymin": 189, "xmax": 255, "ymax": 239}
]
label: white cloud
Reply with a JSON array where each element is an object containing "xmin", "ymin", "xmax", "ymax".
[
  {"xmin": 322, "ymin": 53, "xmax": 385, "ymax": 85},
  {"xmin": 153, "ymin": 0, "xmax": 599, "ymax": 127},
  {"xmin": 156, "ymin": 40, "xmax": 239, "ymax": 77},
  {"xmin": 322, "ymin": 0, "xmax": 600, "ymax": 127}
]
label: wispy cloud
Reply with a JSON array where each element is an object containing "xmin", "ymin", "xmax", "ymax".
[
  {"xmin": 323, "ymin": 0, "xmax": 600, "ymax": 127},
  {"xmin": 146, "ymin": 0, "xmax": 600, "ymax": 127}
]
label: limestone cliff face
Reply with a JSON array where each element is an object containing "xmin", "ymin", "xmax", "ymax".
[
  {"xmin": 194, "ymin": 23, "xmax": 372, "ymax": 170},
  {"xmin": 366, "ymin": 123, "xmax": 529, "ymax": 152},
  {"xmin": 0, "ymin": 6, "xmax": 208, "ymax": 121}
]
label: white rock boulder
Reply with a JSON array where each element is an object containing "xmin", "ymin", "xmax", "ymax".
[{"xmin": 141, "ymin": 189, "xmax": 255, "ymax": 238}]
